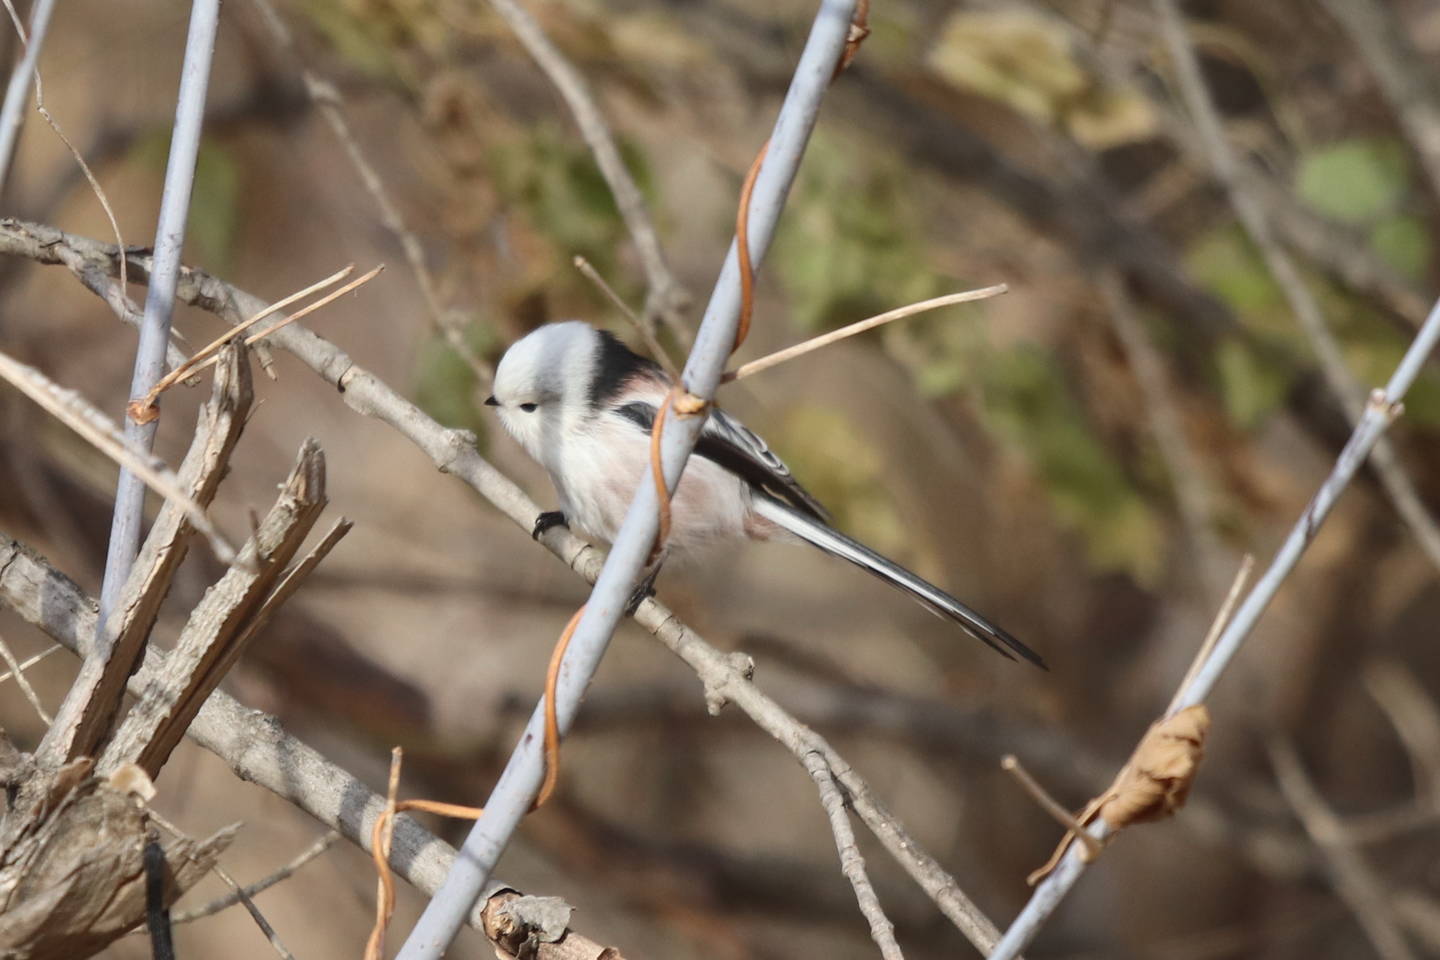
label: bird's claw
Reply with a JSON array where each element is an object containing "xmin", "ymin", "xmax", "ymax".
[{"xmin": 532, "ymin": 510, "xmax": 568, "ymax": 540}]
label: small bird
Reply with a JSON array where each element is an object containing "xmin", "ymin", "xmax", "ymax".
[{"xmin": 485, "ymin": 320, "xmax": 1043, "ymax": 667}]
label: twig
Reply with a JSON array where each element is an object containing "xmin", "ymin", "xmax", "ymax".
[
  {"xmin": 0, "ymin": 348, "xmax": 235, "ymax": 563},
  {"xmin": 1364, "ymin": 661, "xmax": 1440, "ymax": 809},
  {"xmin": 139, "ymin": 264, "xmax": 356, "ymax": 409},
  {"xmin": 1154, "ymin": 0, "xmax": 1440, "ymax": 575},
  {"xmin": 1000, "ymin": 755, "xmax": 1102, "ymax": 859},
  {"xmin": 0, "ymin": 631, "xmax": 49, "ymax": 723},
  {"xmin": 366, "ymin": 747, "xmax": 404, "ymax": 960},
  {"xmin": 574, "ymin": 254, "xmax": 681, "ymax": 379},
  {"xmin": 213, "ymin": 862, "xmax": 298, "ymax": 960},
  {"xmin": 0, "ymin": 0, "xmax": 127, "ymax": 293},
  {"xmin": 987, "ymin": 289, "xmax": 1440, "ymax": 958},
  {"xmin": 172, "ymin": 831, "xmax": 341, "ymax": 924},
  {"xmin": 0, "ymin": 0, "xmax": 52, "ymax": 188},
  {"xmin": 94, "ymin": 0, "xmax": 223, "ymax": 698},
  {"xmin": 246, "ymin": 0, "xmax": 493, "ymax": 383},
  {"xmin": 481, "ymin": 0, "xmax": 690, "ymax": 338},
  {"xmin": 0, "ymin": 216, "xmax": 1010, "ymax": 955},
  {"xmin": 725, "ymin": 285, "xmax": 1008, "ymax": 383},
  {"xmin": 0, "ymin": 640, "xmax": 59, "ymax": 683},
  {"xmin": 803, "ymin": 750, "xmax": 904, "ymax": 960},
  {"xmin": 1167, "ymin": 554, "xmax": 1254, "ymax": 715},
  {"xmin": 1269, "ymin": 738, "xmax": 1418, "ymax": 960},
  {"xmin": 1097, "ymin": 270, "xmax": 1229, "ymax": 597}
]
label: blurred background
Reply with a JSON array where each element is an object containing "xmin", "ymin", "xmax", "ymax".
[{"xmin": 3, "ymin": 0, "xmax": 1440, "ymax": 956}]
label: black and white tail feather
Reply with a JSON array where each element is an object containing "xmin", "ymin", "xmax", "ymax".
[{"xmin": 750, "ymin": 493, "xmax": 1043, "ymax": 666}]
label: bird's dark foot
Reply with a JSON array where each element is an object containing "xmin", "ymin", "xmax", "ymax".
[
  {"xmin": 624, "ymin": 568, "xmax": 661, "ymax": 615},
  {"xmin": 532, "ymin": 511, "xmax": 568, "ymax": 540}
]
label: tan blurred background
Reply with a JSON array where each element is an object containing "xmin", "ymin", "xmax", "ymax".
[{"xmin": 4, "ymin": 0, "xmax": 1440, "ymax": 957}]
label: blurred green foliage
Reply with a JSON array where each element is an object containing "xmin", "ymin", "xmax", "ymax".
[
  {"xmin": 771, "ymin": 132, "xmax": 941, "ymax": 332},
  {"xmin": 489, "ymin": 121, "xmax": 652, "ymax": 309},
  {"xmin": 894, "ymin": 320, "xmax": 1163, "ymax": 581},
  {"xmin": 134, "ymin": 133, "xmax": 241, "ymax": 273},
  {"xmin": 772, "ymin": 404, "xmax": 905, "ymax": 557},
  {"xmin": 1296, "ymin": 136, "xmax": 1431, "ymax": 282},
  {"xmin": 976, "ymin": 344, "xmax": 1163, "ymax": 582},
  {"xmin": 412, "ymin": 320, "xmax": 497, "ymax": 442}
]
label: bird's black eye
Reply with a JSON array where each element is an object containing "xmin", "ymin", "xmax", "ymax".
[{"xmin": 519, "ymin": 402, "xmax": 538, "ymax": 413}]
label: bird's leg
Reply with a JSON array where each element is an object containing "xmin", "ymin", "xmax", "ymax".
[
  {"xmin": 625, "ymin": 566, "xmax": 661, "ymax": 616},
  {"xmin": 532, "ymin": 510, "xmax": 568, "ymax": 540}
]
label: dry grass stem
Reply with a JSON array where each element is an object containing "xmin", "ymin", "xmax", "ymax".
[
  {"xmin": 574, "ymin": 255, "xmax": 681, "ymax": 379},
  {"xmin": 135, "ymin": 264, "xmax": 380, "ymax": 420},
  {"xmin": 141, "ymin": 264, "xmax": 355, "ymax": 403},
  {"xmin": 1000, "ymin": 755, "xmax": 1102, "ymax": 860},
  {"xmin": 0, "ymin": 349, "xmax": 234, "ymax": 563},
  {"xmin": 1167, "ymin": 554, "xmax": 1255, "ymax": 716},
  {"xmin": 725, "ymin": 285, "xmax": 1008, "ymax": 383}
]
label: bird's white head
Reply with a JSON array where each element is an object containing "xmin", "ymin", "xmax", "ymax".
[{"xmin": 485, "ymin": 320, "xmax": 599, "ymax": 462}]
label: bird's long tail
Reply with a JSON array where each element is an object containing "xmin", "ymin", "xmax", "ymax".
[{"xmin": 752, "ymin": 494, "xmax": 1045, "ymax": 668}]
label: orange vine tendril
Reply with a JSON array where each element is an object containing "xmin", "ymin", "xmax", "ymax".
[
  {"xmin": 734, "ymin": 140, "xmax": 768, "ymax": 354},
  {"xmin": 647, "ymin": 390, "xmax": 678, "ymax": 563},
  {"xmin": 537, "ymin": 604, "xmax": 585, "ymax": 809},
  {"xmin": 367, "ymin": 748, "xmax": 484, "ymax": 959}
]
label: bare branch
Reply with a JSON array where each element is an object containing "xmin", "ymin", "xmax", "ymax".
[
  {"xmin": 804, "ymin": 750, "xmax": 904, "ymax": 960},
  {"xmin": 481, "ymin": 0, "xmax": 690, "ymax": 336},
  {"xmin": 1269, "ymin": 738, "xmax": 1418, "ymax": 960}
]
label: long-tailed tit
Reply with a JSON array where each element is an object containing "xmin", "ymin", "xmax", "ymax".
[{"xmin": 485, "ymin": 320, "xmax": 1043, "ymax": 667}]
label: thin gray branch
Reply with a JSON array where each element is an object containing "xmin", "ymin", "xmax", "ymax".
[
  {"xmin": 1269, "ymin": 738, "xmax": 1417, "ymax": 960},
  {"xmin": 804, "ymin": 750, "xmax": 904, "ymax": 960},
  {"xmin": 986, "ymin": 283, "xmax": 1440, "ymax": 957},
  {"xmin": 93, "ymin": 3, "xmax": 223, "ymax": 746},
  {"xmin": 0, "ymin": 0, "xmax": 53, "ymax": 188}
]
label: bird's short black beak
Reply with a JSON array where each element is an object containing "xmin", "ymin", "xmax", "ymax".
[{"xmin": 484, "ymin": 395, "xmax": 499, "ymax": 406}]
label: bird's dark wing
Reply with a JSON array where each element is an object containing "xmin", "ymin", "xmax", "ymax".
[{"xmin": 612, "ymin": 402, "xmax": 831, "ymax": 524}]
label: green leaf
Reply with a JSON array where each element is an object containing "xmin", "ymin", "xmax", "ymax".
[{"xmin": 1296, "ymin": 138, "xmax": 1409, "ymax": 225}]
